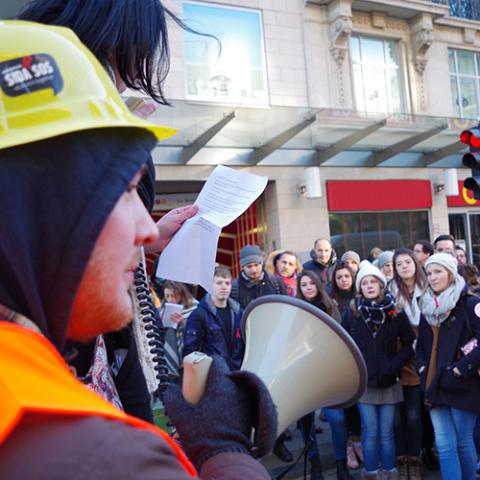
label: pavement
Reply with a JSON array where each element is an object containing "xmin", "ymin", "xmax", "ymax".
[{"xmin": 260, "ymin": 416, "xmax": 442, "ymax": 480}]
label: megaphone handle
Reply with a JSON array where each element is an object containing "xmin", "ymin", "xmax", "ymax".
[{"xmin": 182, "ymin": 352, "xmax": 213, "ymax": 404}]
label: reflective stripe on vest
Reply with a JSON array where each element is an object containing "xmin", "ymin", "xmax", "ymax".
[{"xmin": 0, "ymin": 321, "xmax": 196, "ymax": 477}]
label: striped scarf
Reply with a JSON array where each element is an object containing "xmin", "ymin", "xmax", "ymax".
[{"xmin": 356, "ymin": 290, "xmax": 397, "ymax": 334}]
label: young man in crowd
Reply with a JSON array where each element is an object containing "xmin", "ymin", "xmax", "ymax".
[
  {"xmin": 434, "ymin": 234, "xmax": 456, "ymax": 256},
  {"xmin": 183, "ymin": 267, "xmax": 244, "ymax": 371},
  {"xmin": 413, "ymin": 240, "xmax": 434, "ymax": 267},
  {"xmin": 302, "ymin": 238, "xmax": 338, "ymax": 284},
  {"xmin": 271, "ymin": 250, "xmax": 302, "ymax": 297},
  {"xmin": 0, "ymin": 21, "xmax": 276, "ymax": 479},
  {"xmin": 231, "ymin": 245, "xmax": 287, "ymax": 309}
]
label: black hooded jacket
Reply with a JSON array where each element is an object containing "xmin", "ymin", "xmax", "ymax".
[{"xmin": 0, "ymin": 127, "xmax": 157, "ymax": 350}]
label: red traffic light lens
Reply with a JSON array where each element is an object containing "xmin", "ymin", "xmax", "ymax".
[{"xmin": 460, "ymin": 129, "xmax": 480, "ymax": 148}]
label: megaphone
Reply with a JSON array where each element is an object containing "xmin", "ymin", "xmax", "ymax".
[{"xmin": 241, "ymin": 295, "xmax": 367, "ymax": 436}]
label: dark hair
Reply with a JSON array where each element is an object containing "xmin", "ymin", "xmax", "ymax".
[
  {"xmin": 214, "ymin": 266, "xmax": 232, "ymax": 279},
  {"xmin": 18, "ymin": 0, "xmax": 210, "ymax": 105},
  {"xmin": 392, "ymin": 248, "xmax": 427, "ymax": 303},
  {"xmin": 331, "ymin": 261, "xmax": 356, "ymax": 299},
  {"xmin": 414, "ymin": 240, "xmax": 434, "ymax": 256},
  {"xmin": 297, "ymin": 270, "xmax": 337, "ymax": 318},
  {"xmin": 455, "ymin": 245, "xmax": 466, "ymax": 253},
  {"xmin": 274, "ymin": 250, "xmax": 298, "ymax": 268},
  {"xmin": 434, "ymin": 234, "xmax": 455, "ymax": 248},
  {"xmin": 458, "ymin": 263, "xmax": 480, "ymax": 289},
  {"xmin": 163, "ymin": 280, "xmax": 194, "ymax": 309}
]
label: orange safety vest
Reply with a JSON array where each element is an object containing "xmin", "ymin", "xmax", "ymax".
[{"xmin": 0, "ymin": 321, "xmax": 196, "ymax": 477}]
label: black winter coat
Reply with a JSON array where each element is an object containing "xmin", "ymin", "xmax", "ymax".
[
  {"xmin": 416, "ymin": 289, "xmax": 480, "ymax": 413},
  {"xmin": 342, "ymin": 307, "xmax": 415, "ymax": 388},
  {"xmin": 231, "ymin": 271, "xmax": 286, "ymax": 309},
  {"xmin": 302, "ymin": 259, "xmax": 338, "ymax": 284}
]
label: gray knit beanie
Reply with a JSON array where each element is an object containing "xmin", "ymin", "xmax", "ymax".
[
  {"xmin": 341, "ymin": 250, "xmax": 360, "ymax": 266},
  {"xmin": 377, "ymin": 251, "xmax": 394, "ymax": 269},
  {"xmin": 240, "ymin": 245, "xmax": 263, "ymax": 267}
]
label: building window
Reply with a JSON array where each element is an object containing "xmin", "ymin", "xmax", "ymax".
[
  {"xmin": 329, "ymin": 211, "xmax": 430, "ymax": 259},
  {"xmin": 449, "ymin": 48, "xmax": 480, "ymax": 119},
  {"xmin": 350, "ymin": 36, "xmax": 405, "ymax": 114},
  {"xmin": 183, "ymin": 1, "xmax": 268, "ymax": 105}
]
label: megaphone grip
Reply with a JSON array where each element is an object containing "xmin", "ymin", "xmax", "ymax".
[{"xmin": 182, "ymin": 352, "xmax": 213, "ymax": 404}]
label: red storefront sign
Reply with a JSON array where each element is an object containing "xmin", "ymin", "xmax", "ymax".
[
  {"xmin": 447, "ymin": 181, "xmax": 480, "ymax": 207},
  {"xmin": 327, "ymin": 180, "xmax": 432, "ymax": 211}
]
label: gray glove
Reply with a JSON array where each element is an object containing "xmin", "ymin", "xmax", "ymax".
[{"xmin": 164, "ymin": 356, "xmax": 278, "ymax": 469}]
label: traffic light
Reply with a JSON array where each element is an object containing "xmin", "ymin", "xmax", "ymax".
[{"xmin": 460, "ymin": 127, "xmax": 480, "ymax": 200}]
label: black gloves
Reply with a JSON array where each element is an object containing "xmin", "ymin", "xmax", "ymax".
[{"xmin": 164, "ymin": 356, "xmax": 278, "ymax": 469}]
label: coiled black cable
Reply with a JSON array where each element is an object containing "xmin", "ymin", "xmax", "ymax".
[{"xmin": 133, "ymin": 264, "xmax": 171, "ymax": 400}]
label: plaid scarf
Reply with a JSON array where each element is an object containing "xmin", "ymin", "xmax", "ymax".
[{"xmin": 356, "ymin": 290, "xmax": 397, "ymax": 334}]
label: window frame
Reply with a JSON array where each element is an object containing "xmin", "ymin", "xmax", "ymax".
[
  {"xmin": 349, "ymin": 34, "xmax": 407, "ymax": 114},
  {"xmin": 182, "ymin": 0, "xmax": 270, "ymax": 106},
  {"xmin": 448, "ymin": 47, "xmax": 480, "ymax": 119}
]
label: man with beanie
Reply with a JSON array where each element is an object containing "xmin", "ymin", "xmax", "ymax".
[
  {"xmin": 231, "ymin": 245, "xmax": 287, "ymax": 310},
  {"xmin": 230, "ymin": 245, "xmax": 291, "ymax": 463},
  {"xmin": 0, "ymin": 21, "xmax": 276, "ymax": 479},
  {"xmin": 303, "ymin": 238, "xmax": 339, "ymax": 284},
  {"xmin": 341, "ymin": 250, "xmax": 361, "ymax": 275}
]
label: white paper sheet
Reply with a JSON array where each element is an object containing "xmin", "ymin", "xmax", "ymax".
[
  {"xmin": 161, "ymin": 303, "xmax": 184, "ymax": 329},
  {"xmin": 155, "ymin": 165, "xmax": 268, "ymax": 291}
]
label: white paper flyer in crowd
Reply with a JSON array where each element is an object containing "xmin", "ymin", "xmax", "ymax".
[
  {"xmin": 161, "ymin": 303, "xmax": 184, "ymax": 329},
  {"xmin": 155, "ymin": 165, "xmax": 268, "ymax": 291}
]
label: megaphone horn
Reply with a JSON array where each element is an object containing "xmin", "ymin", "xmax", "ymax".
[{"xmin": 240, "ymin": 295, "xmax": 367, "ymax": 436}]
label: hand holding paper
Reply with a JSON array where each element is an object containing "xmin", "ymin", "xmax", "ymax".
[{"xmin": 155, "ymin": 165, "xmax": 268, "ymax": 291}]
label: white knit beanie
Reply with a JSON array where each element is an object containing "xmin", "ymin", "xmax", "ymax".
[
  {"xmin": 355, "ymin": 260, "xmax": 387, "ymax": 291},
  {"xmin": 424, "ymin": 252, "xmax": 458, "ymax": 278}
]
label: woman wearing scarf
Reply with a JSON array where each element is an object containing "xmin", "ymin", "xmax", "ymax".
[
  {"xmin": 389, "ymin": 248, "xmax": 428, "ymax": 480},
  {"xmin": 417, "ymin": 253, "xmax": 480, "ymax": 480},
  {"xmin": 342, "ymin": 261, "xmax": 415, "ymax": 480}
]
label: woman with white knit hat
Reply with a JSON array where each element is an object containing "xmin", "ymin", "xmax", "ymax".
[
  {"xmin": 342, "ymin": 261, "xmax": 415, "ymax": 480},
  {"xmin": 417, "ymin": 253, "xmax": 480, "ymax": 480}
]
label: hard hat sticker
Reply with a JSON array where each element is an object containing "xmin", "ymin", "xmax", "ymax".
[{"xmin": 0, "ymin": 54, "xmax": 63, "ymax": 97}]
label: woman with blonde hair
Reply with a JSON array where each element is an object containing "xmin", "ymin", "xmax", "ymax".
[{"xmin": 417, "ymin": 253, "xmax": 480, "ymax": 480}]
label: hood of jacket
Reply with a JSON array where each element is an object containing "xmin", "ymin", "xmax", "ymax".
[{"xmin": 0, "ymin": 128, "xmax": 157, "ymax": 351}]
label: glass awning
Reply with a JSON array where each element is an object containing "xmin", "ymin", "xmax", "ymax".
[{"xmin": 127, "ymin": 97, "xmax": 475, "ymax": 168}]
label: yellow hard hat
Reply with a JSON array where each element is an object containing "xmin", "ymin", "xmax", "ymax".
[{"xmin": 0, "ymin": 21, "xmax": 175, "ymax": 150}]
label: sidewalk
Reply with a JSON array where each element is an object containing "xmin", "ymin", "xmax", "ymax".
[{"xmin": 260, "ymin": 418, "xmax": 442, "ymax": 480}]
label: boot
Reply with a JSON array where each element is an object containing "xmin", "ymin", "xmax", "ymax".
[
  {"xmin": 408, "ymin": 456, "xmax": 422, "ymax": 480},
  {"xmin": 382, "ymin": 469, "xmax": 399, "ymax": 480},
  {"xmin": 273, "ymin": 437, "xmax": 293, "ymax": 463},
  {"xmin": 396, "ymin": 456, "xmax": 408, "ymax": 480},
  {"xmin": 336, "ymin": 459, "xmax": 355, "ymax": 480},
  {"xmin": 361, "ymin": 469, "xmax": 381, "ymax": 479},
  {"xmin": 310, "ymin": 454, "xmax": 324, "ymax": 480},
  {"xmin": 421, "ymin": 447, "xmax": 439, "ymax": 471},
  {"xmin": 346, "ymin": 440, "xmax": 359, "ymax": 469}
]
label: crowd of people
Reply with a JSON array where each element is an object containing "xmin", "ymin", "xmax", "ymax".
[{"xmin": 155, "ymin": 234, "xmax": 480, "ymax": 480}]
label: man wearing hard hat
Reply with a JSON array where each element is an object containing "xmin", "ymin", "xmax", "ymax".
[{"xmin": 0, "ymin": 21, "xmax": 276, "ymax": 479}]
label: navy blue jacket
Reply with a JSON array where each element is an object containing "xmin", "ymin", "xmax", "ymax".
[
  {"xmin": 342, "ymin": 306, "xmax": 415, "ymax": 388},
  {"xmin": 416, "ymin": 289, "xmax": 480, "ymax": 413},
  {"xmin": 183, "ymin": 295, "xmax": 245, "ymax": 370}
]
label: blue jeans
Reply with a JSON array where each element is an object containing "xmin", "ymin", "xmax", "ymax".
[
  {"xmin": 324, "ymin": 408, "xmax": 348, "ymax": 461},
  {"xmin": 395, "ymin": 385, "xmax": 422, "ymax": 456},
  {"xmin": 430, "ymin": 406, "xmax": 478, "ymax": 480},
  {"xmin": 358, "ymin": 402, "xmax": 396, "ymax": 472}
]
